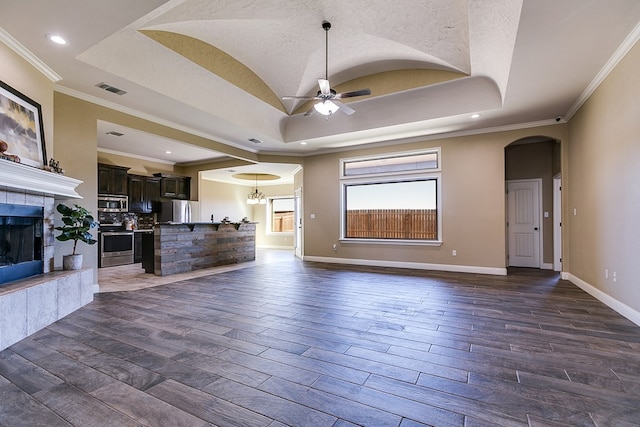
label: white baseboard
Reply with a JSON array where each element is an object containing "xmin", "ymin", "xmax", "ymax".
[
  {"xmin": 256, "ymin": 245, "xmax": 294, "ymax": 250},
  {"xmin": 302, "ymin": 256, "xmax": 507, "ymax": 276},
  {"xmin": 565, "ymin": 272, "xmax": 640, "ymax": 326},
  {"xmin": 540, "ymin": 262, "xmax": 554, "ymax": 270}
]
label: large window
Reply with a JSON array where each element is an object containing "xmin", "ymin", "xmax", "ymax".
[
  {"xmin": 269, "ymin": 197, "xmax": 294, "ymax": 233},
  {"xmin": 340, "ymin": 149, "xmax": 441, "ymax": 244}
]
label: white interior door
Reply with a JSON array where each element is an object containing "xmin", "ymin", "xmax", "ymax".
[
  {"xmin": 507, "ymin": 180, "xmax": 541, "ymax": 268},
  {"xmin": 553, "ymin": 175, "xmax": 562, "ymax": 271},
  {"xmin": 294, "ymin": 188, "xmax": 302, "ymax": 258}
]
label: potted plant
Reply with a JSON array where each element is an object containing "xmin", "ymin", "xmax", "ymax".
[{"xmin": 55, "ymin": 203, "xmax": 98, "ymax": 270}]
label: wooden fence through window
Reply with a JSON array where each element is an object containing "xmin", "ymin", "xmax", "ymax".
[
  {"xmin": 346, "ymin": 209, "xmax": 437, "ymax": 240},
  {"xmin": 273, "ymin": 211, "xmax": 294, "ymax": 232}
]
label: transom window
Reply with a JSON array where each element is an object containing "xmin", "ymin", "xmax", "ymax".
[{"xmin": 340, "ymin": 149, "xmax": 441, "ymax": 244}]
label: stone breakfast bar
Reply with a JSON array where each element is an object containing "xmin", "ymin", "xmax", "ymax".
[{"xmin": 142, "ymin": 222, "xmax": 256, "ymax": 276}]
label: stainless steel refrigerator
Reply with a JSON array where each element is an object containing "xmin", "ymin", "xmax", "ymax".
[{"xmin": 158, "ymin": 200, "xmax": 200, "ymax": 223}]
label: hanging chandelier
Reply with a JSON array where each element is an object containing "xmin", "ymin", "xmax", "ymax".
[{"xmin": 247, "ymin": 174, "xmax": 266, "ymax": 205}]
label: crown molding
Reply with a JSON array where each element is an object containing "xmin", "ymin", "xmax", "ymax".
[{"xmin": 0, "ymin": 27, "xmax": 62, "ymax": 82}]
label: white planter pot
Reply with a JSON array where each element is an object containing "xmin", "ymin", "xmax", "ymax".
[{"xmin": 63, "ymin": 254, "xmax": 83, "ymax": 270}]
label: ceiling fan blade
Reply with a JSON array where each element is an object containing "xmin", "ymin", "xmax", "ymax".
[
  {"xmin": 318, "ymin": 79, "xmax": 331, "ymax": 95},
  {"xmin": 282, "ymin": 95, "xmax": 318, "ymax": 100},
  {"xmin": 334, "ymin": 100, "xmax": 355, "ymax": 115},
  {"xmin": 336, "ymin": 88, "xmax": 371, "ymax": 99}
]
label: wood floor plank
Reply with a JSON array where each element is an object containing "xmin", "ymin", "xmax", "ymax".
[
  {"xmin": 0, "ymin": 349, "xmax": 63, "ymax": 395},
  {"xmin": 260, "ymin": 348, "xmax": 372, "ymax": 385},
  {"xmin": 146, "ymin": 379, "xmax": 272, "ymax": 427},
  {"xmin": 204, "ymin": 377, "xmax": 338, "ymax": 426},
  {"xmin": 258, "ymin": 376, "xmax": 402, "ymax": 426},
  {"xmin": 33, "ymin": 383, "xmax": 143, "ymax": 427},
  {"xmin": 0, "ymin": 379, "xmax": 71, "ymax": 427},
  {"xmin": 89, "ymin": 381, "xmax": 211, "ymax": 427},
  {"xmin": 215, "ymin": 348, "xmax": 321, "ymax": 386},
  {"xmin": 125, "ymin": 350, "xmax": 222, "ymax": 389},
  {"xmin": 312, "ymin": 374, "xmax": 466, "ymax": 427},
  {"xmin": 173, "ymin": 350, "xmax": 272, "ymax": 388}
]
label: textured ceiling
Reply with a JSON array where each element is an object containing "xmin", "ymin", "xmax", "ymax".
[{"xmin": 1, "ymin": 0, "xmax": 640, "ymax": 184}]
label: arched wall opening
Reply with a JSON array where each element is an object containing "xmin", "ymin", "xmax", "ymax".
[{"xmin": 504, "ymin": 136, "xmax": 562, "ymax": 271}]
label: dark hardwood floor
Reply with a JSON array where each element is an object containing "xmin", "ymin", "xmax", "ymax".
[{"xmin": 1, "ymin": 255, "xmax": 640, "ymax": 426}]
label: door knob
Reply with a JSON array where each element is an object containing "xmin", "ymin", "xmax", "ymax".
[{"xmin": 534, "ymin": 227, "xmax": 539, "ymax": 231}]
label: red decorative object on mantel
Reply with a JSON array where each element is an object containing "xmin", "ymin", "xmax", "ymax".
[{"xmin": 0, "ymin": 139, "xmax": 21, "ymax": 163}]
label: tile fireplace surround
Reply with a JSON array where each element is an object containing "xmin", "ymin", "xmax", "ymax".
[{"xmin": 0, "ymin": 161, "xmax": 93, "ymax": 351}]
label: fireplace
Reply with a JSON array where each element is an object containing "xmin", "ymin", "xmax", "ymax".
[{"xmin": 0, "ymin": 203, "xmax": 44, "ymax": 285}]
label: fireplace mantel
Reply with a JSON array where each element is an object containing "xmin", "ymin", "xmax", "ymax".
[{"xmin": 0, "ymin": 160, "xmax": 82, "ymax": 198}]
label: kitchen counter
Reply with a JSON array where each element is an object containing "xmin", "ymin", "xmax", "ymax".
[{"xmin": 142, "ymin": 222, "xmax": 256, "ymax": 276}]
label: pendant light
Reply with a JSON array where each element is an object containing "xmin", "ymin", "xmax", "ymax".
[{"xmin": 247, "ymin": 174, "xmax": 266, "ymax": 205}]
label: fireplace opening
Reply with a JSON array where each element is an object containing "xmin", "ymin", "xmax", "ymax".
[{"xmin": 0, "ymin": 203, "xmax": 43, "ymax": 285}]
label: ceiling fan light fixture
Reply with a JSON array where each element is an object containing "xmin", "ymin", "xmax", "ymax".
[{"xmin": 314, "ymin": 100, "xmax": 339, "ymax": 116}]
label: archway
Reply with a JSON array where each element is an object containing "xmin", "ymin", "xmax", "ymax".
[{"xmin": 505, "ymin": 136, "xmax": 562, "ymax": 271}]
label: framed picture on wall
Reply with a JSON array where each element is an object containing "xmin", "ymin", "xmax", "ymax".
[{"xmin": 0, "ymin": 80, "xmax": 47, "ymax": 168}]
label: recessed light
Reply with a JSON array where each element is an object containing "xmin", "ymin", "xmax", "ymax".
[
  {"xmin": 46, "ymin": 34, "xmax": 67, "ymax": 45},
  {"xmin": 471, "ymin": 113, "xmax": 481, "ymax": 119},
  {"xmin": 300, "ymin": 141, "xmax": 307, "ymax": 145},
  {"xmin": 165, "ymin": 150, "xmax": 172, "ymax": 154}
]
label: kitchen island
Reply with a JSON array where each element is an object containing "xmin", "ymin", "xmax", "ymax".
[{"xmin": 142, "ymin": 222, "xmax": 256, "ymax": 276}]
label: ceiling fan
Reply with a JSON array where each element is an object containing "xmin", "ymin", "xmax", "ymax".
[{"xmin": 282, "ymin": 21, "xmax": 371, "ymax": 117}]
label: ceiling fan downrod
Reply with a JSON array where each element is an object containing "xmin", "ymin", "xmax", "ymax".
[{"xmin": 322, "ymin": 21, "xmax": 331, "ymax": 81}]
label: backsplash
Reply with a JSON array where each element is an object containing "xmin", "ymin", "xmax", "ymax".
[{"xmin": 98, "ymin": 212, "xmax": 155, "ymax": 230}]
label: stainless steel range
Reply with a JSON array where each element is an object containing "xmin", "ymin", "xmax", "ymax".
[{"xmin": 99, "ymin": 223, "xmax": 134, "ymax": 267}]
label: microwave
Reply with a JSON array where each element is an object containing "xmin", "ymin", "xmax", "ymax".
[{"xmin": 98, "ymin": 194, "xmax": 128, "ymax": 213}]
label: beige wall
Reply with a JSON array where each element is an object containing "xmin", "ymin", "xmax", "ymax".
[
  {"xmin": 53, "ymin": 93, "xmax": 100, "ymax": 277},
  {"xmin": 199, "ymin": 179, "xmax": 294, "ymax": 248},
  {"xmin": 567, "ymin": 40, "xmax": 640, "ymax": 314},
  {"xmin": 199, "ymin": 178, "xmax": 252, "ymax": 223},
  {"xmin": 302, "ymin": 126, "xmax": 566, "ymax": 271}
]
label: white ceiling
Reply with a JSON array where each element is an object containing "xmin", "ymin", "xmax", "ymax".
[{"xmin": 2, "ymin": 1, "xmax": 640, "ymax": 184}]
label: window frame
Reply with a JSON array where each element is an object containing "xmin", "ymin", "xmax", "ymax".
[
  {"xmin": 266, "ymin": 196, "xmax": 295, "ymax": 235},
  {"xmin": 340, "ymin": 148, "xmax": 440, "ymax": 179},
  {"xmin": 339, "ymin": 148, "xmax": 442, "ymax": 246}
]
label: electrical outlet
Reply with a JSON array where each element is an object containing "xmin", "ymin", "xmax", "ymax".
[
  {"xmin": 332, "ymin": 244, "xmax": 337, "ymax": 251},
  {"xmin": 613, "ymin": 272, "xmax": 617, "ymax": 283},
  {"xmin": 452, "ymin": 249, "xmax": 457, "ymax": 256},
  {"xmin": 605, "ymin": 269, "xmax": 609, "ymax": 279}
]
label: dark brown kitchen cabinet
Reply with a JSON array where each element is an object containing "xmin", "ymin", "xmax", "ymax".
[
  {"xmin": 154, "ymin": 173, "xmax": 191, "ymax": 199},
  {"xmin": 145, "ymin": 177, "xmax": 161, "ymax": 208},
  {"xmin": 134, "ymin": 232, "xmax": 143, "ymax": 263},
  {"xmin": 98, "ymin": 164, "xmax": 129, "ymax": 195},
  {"xmin": 134, "ymin": 230, "xmax": 153, "ymax": 263},
  {"xmin": 128, "ymin": 175, "xmax": 161, "ymax": 213}
]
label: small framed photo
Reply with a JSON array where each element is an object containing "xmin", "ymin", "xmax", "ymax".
[{"xmin": 0, "ymin": 81, "xmax": 47, "ymax": 168}]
